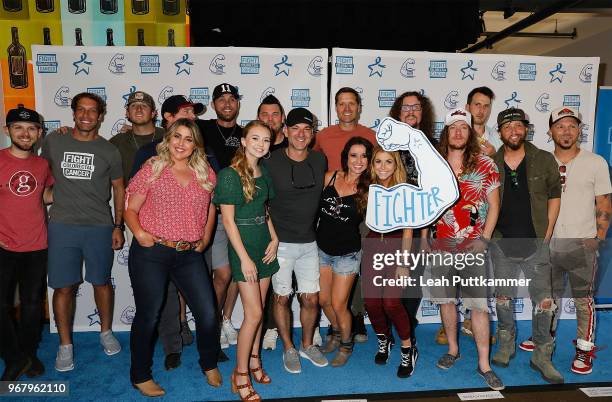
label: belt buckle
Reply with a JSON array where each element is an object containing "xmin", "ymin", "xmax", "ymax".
[
  {"xmin": 175, "ymin": 241, "xmax": 190, "ymax": 252},
  {"xmin": 255, "ymin": 216, "xmax": 265, "ymax": 225}
]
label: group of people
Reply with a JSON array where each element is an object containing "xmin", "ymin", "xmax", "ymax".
[{"xmin": 0, "ymin": 82, "xmax": 609, "ymax": 400}]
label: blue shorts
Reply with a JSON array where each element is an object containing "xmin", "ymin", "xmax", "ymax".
[
  {"xmin": 318, "ymin": 248, "xmax": 362, "ymax": 275},
  {"xmin": 47, "ymin": 223, "xmax": 114, "ymax": 289}
]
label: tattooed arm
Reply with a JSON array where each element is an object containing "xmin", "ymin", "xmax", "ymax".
[{"xmin": 595, "ymin": 194, "xmax": 612, "ymax": 241}]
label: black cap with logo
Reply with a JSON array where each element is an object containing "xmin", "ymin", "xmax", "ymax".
[{"xmin": 6, "ymin": 106, "xmax": 42, "ymax": 126}]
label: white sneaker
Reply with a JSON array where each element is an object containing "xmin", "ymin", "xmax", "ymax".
[
  {"xmin": 220, "ymin": 330, "xmax": 229, "ymax": 349},
  {"xmin": 55, "ymin": 344, "xmax": 74, "ymax": 372},
  {"xmin": 222, "ymin": 317, "xmax": 238, "ymax": 345},
  {"xmin": 100, "ymin": 330, "xmax": 121, "ymax": 356},
  {"xmin": 313, "ymin": 326, "xmax": 323, "ymax": 347},
  {"xmin": 262, "ymin": 328, "xmax": 278, "ymax": 350}
]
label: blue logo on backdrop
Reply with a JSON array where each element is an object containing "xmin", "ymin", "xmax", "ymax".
[
  {"xmin": 527, "ymin": 124, "xmax": 535, "ymax": 141},
  {"xmin": 444, "ymin": 90, "xmax": 459, "ymax": 110},
  {"xmin": 563, "ymin": 94, "xmax": 581, "ymax": 109},
  {"xmin": 460, "ymin": 59, "xmax": 478, "ymax": 80},
  {"xmin": 504, "ymin": 91, "xmax": 522, "ymax": 109},
  {"xmin": 36, "ymin": 53, "xmax": 58, "ymax": 73},
  {"xmin": 175, "ymin": 54, "xmax": 193, "ymax": 75},
  {"xmin": 421, "ymin": 300, "xmax": 440, "ymax": 317},
  {"xmin": 88, "ymin": 309, "xmax": 101, "ymax": 326},
  {"xmin": 44, "ymin": 120, "xmax": 61, "ymax": 133},
  {"xmin": 87, "ymin": 87, "xmax": 107, "ymax": 101},
  {"xmin": 190, "ymin": 87, "xmax": 210, "ymax": 105},
  {"xmin": 139, "ymin": 54, "xmax": 160, "ymax": 74},
  {"xmin": 209, "ymin": 54, "xmax": 226, "ymax": 75},
  {"xmin": 73, "ymin": 52, "xmax": 92, "ymax": 75},
  {"xmin": 434, "ymin": 121, "xmax": 444, "ymax": 140},
  {"xmin": 122, "ymin": 86, "xmax": 136, "ymax": 106},
  {"xmin": 535, "ymin": 93, "xmax": 551, "ymax": 113},
  {"xmin": 158, "ymin": 86, "xmax": 174, "ymax": 104},
  {"xmin": 369, "ymin": 119, "xmax": 381, "ymax": 130},
  {"xmin": 117, "ymin": 247, "xmax": 129, "ymax": 266},
  {"xmin": 511, "ymin": 298, "xmax": 524, "ymax": 313},
  {"xmin": 579, "ymin": 124, "xmax": 589, "ymax": 143},
  {"xmin": 579, "ymin": 64, "xmax": 593, "ymax": 83},
  {"xmin": 564, "ymin": 298, "xmax": 576, "ymax": 314},
  {"xmin": 54, "ymin": 86, "xmax": 71, "ymax": 107},
  {"xmin": 549, "ymin": 63, "xmax": 566, "ymax": 83},
  {"xmin": 291, "ymin": 89, "xmax": 310, "ymax": 107},
  {"xmin": 429, "ymin": 60, "xmax": 447, "ymax": 78},
  {"xmin": 274, "ymin": 55, "xmax": 292, "ymax": 76},
  {"xmin": 378, "ymin": 89, "xmax": 396, "ymax": 108},
  {"xmin": 335, "ymin": 56, "xmax": 354, "ymax": 74},
  {"xmin": 491, "ymin": 61, "xmax": 506, "ymax": 81},
  {"xmin": 368, "ymin": 56, "xmax": 386, "ymax": 77},
  {"xmin": 120, "ymin": 306, "xmax": 136, "ymax": 325},
  {"xmin": 108, "ymin": 53, "xmax": 126, "ymax": 74},
  {"xmin": 111, "ymin": 118, "xmax": 127, "ymax": 136},
  {"xmin": 260, "ymin": 87, "xmax": 276, "ymax": 103},
  {"xmin": 241, "ymin": 119, "xmax": 252, "ymax": 127},
  {"xmin": 400, "ymin": 58, "xmax": 416, "ymax": 78},
  {"xmin": 240, "ymin": 55, "xmax": 260, "ymax": 74},
  {"xmin": 518, "ymin": 63, "xmax": 536, "ymax": 81},
  {"xmin": 307, "ymin": 56, "xmax": 323, "ymax": 76}
]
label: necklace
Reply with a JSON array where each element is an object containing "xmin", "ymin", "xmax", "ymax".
[
  {"xmin": 216, "ymin": 122, "xmax": 240, "ymax": 148},
  {"xmin": 131, "ymin": 129, "xmax": 159, "ymax": 150}
]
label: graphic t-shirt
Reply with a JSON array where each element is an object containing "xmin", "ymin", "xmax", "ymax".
[
  {"xmin": 41, "ymin": 130, "xmax": 123, "ymax": 225},
  {"xmin": 196, "ymin": 119, "xmax": 242, "ymax": 169},
  {"xmin": 0, "ymin": 148, "xmax": 54, "ymax": 251}
]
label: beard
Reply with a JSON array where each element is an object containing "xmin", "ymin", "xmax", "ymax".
[
  {"xmin": 501, "ymin": 136, "xmax": 525, "ymax": 151},
  {"xmin": 448, "ymin": 143, "xmax": 467, "ymax": 151},
  {"xmin": 12, "ymin": 140, "xmax": 34, "ymax": 152},
  {"xmin": 216, "ymin": 109, "xmax": 238, "ymax": 123}
]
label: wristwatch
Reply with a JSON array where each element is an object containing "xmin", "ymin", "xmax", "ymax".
[{"xmin": 113, "ymin": 223, "xmax": 125, "ymax": 231}]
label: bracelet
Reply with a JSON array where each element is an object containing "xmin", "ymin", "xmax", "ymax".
[{"xmin": 113, "ymin": 223, "xmax": 125, "ymax": 231}]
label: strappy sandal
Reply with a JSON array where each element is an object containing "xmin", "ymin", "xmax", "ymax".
[
  {"xmin": 250, "ymin": 354, "xmax": 271, "ymax": 384},
  {"xmin": 231, "ymin": 369, "xmax": 261, "ymax": 402}
]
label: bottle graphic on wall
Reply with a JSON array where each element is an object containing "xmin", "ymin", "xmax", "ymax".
[
  {"xmin": 75, "ymin": 28, "xmax": 84, "ymax": 46},
  {"xmin": 2, "ymin": 0, "xmax": 22, "ymax": 12},
  {"xmin": 106, "ymin": 28, "xmax": 115, "ymax": 46},
  {"xmin": 43, "ymin": 27, "xmax": 52, "ymax": 45},
  {"xmin": 68, "ymin": 0, "xmax": 85, "ymax": 13},
  {"xmin": 162, "ymin": 0, "xmax": 179, "ymax": 15},
  {"xmin": 167, "ymin": 29, "xmax": 175, "ymax": 47},
  {"xmin": 8, "ymin": 27, "xmax": 28, "ymax": 89},
  {"xmin": 131, "ymin": 0, "xmax": 148, "ymax": 15},
  {"xmin": 137, "ymin": 29, "xmax": 145, "ymax": 46},
  {"xmin": 100, "ymin": 0, "xmax": 117, "ymax": 14},
  {"xmin": 36, "ymin": 0, "xmax": 54, "ymax": 12}
]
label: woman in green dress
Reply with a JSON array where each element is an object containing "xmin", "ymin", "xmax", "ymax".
[{"xmin": 213, "ymin": 120, "xmax": 279, "ymax": 402}]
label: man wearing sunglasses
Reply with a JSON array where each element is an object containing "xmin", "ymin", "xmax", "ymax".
[
  {"xmin": 264, "ymin": 108, "xmax": 328, "ymax": 374},
  {"xmin": 490, "ymin": 108, "xmax": 563, "ymax": 384}
]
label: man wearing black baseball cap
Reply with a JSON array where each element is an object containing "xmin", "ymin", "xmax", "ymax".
[{"xmin": 1, "ymin": 106, "xmax": 53, "ymax": 380}]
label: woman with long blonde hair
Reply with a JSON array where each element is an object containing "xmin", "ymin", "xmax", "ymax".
[
  {"xmin": 125, "ymin": 119, "xmax": 220, "ymax": 397},
  {"xmin": 214, "ymin": 120, "xmax": 280, "ymax": 402}
]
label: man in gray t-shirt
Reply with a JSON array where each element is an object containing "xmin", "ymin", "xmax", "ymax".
[
  {"xmin": 263, "ymin": 108, "xmax": 328, "ymax": 374},
  {"xmin": 41, "ymin": 92, "xmax": 125, "ymax": 373}
]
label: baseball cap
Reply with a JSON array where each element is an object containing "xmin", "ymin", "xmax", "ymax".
[
  {"xmin": 126, "ymin": 91, "xmax": 156, "ymax": 110},
  {"xmin": 161, "ymin": 95, "xmax": 205, "ymax": 116},
  {"xmin": 6, "ymin": 106, "xmax": 42, "ymax": 126},
  {"xmin": 444, "ymin": 108, "xmax": 472, "ymax": 128},
  {"xmin": 549, "ymin": 106, "xmax": 581, "ymax": 127},
  {"xmin": 212, "ymin": 83, "xmax": 240, "ymax": 101},
  {"xmin": 285, "ymin": 108, "xmax": 314, "ymax": 127},
  {"xmin": 497, "ymin": 108, "xmax": 529, "ymax": 128}
]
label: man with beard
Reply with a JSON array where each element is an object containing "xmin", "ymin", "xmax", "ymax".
[
  {"xmin": 489, "ymin": 108, "xmax": 563, "ymax": 384},
  {"xmin": 466, "ymin": 87, "xmax": 502, "ymax": 157},
  {"xmin": 196, "ymin": 83, "xmax": 242, "ymax": 356},
  {"xmin": 431, "ymin": 108, "xmax": 503, "ymax": 391},
  {"xmin": 258, "ymin": 94, "xmax": 287, "ymax": 152},
  {"xmin": 42, "ymin": 93, "xmax": 125, "ymax": 372},
  {"xmin": 0, "ymin": 107, "xmax": 53, "ymax": 380}
]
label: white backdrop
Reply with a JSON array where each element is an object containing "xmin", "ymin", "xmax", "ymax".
[{"xmin": 31, "ymin": 45, "xmax": 328, "ymax": 331}]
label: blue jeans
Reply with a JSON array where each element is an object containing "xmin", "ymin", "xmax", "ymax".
[{"xmin": 128, "ymin": 242, "xmax": 219, "ymax": 384}]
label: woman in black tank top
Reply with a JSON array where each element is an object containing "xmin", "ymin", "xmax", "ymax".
[{"xmin": 317, "ymin": 137, "xmax": 372, "ymax": 367}]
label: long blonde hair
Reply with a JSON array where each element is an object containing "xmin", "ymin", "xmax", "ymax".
[
  {"xmin": 369, "ymin": 146, "xmax": 407, "ymax": 187},
  {"xmin": 230, "ymin": 120, "xmax": 272, "ymax": 203},
  {"xmin": 148, "ymin": 118, "xmax": 214, "ymax": 192}
]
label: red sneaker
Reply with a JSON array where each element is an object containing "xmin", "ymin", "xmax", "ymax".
[
  {"xmin": 571, "ymin": 347, "xmax": 596, "ymax": 374},
  {"xmin": 519, "ymin": 337, "xmax": 534, "ymax": 352}
]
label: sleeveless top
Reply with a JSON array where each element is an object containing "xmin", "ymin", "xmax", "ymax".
[{"xmin": 316, "ymin": 171, "xmax": 362, "ymax": 255}]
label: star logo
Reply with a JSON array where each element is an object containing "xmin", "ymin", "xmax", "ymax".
[
  {"xmin": 73, "ymin": 53, "xmax": 92, "ymax": 75},
  {"xmin": 273, "ymin": 55, "xmax": 292, "ymax": 76},
  {"xmin": 175, "ymin": 54, "xmax": 194, "ymax": 75},
  {"xmin": 368, "ymin": 56, "xmax": 386, "ymax": 77},
  {"xmin": 88, "ymin": 309, "xmax": 101, "ymax": 326},
  {"xmin": 549, "ymin": 63, "xmax": 566, "ymax": 83},
  {"xmin": 460, "ymin": 60, "xmax": 478, "ymax": 80},
  {"xmin": 504, "ymin": 91, "xmax": 522, "ymax": 109}
]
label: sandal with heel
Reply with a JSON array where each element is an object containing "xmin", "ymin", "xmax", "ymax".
[
  {"xmin": 250, "ymin": 354, "xmax": 271, "ymax": 384},
  {"xmin": 231, "ymin": 369, "xmax": 261, "ymax": 402}
]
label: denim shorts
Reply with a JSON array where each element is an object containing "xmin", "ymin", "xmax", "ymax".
[
  {"xmin": 272, "ymin": 241, "xmax": 319, "ymax": 296},
  {"xmin": 318, "ymin": 248, "xmax": 362, "ymax": 276}
]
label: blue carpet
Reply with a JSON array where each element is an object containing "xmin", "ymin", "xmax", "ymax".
[{"xmin": 3, "ymin": 310, "xmax": 611, "ymax": 401}]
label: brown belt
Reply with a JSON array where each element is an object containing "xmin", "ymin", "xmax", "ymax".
[{"xmin": 157, "ymin": 240, "xmax": 201, "ymax": 252}]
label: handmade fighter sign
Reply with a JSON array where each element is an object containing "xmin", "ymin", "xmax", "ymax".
[{"xmin": 366, "ymin": 117, "xmax": 459, "ymax": 232}]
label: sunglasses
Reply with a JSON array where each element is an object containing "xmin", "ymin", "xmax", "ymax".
[
  {"xmin": 291, "ymin": 161, "xmax": 316, "ymax": 189},
  {"xmin": 559, "ymin": 165, "xmax": 567, "ymax": 192},
  {"xmin": 509, "ymin": 170, "xmax": 519, "ymax": 189},
  {"xmin": 400, "ymin": 104, "xmax": 422, "ymax": 112}
]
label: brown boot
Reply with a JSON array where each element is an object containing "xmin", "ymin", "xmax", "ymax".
[
  {"xmin": 320, "ymin": 328, "xmax": 341, "ymax": 353},
  {"xmin": 203, "ymin": 367, "xmax": 222, "ymax": 387},
  {"xmin": 133, "ymin": 379, "xmax": 166, "ymax": 397},
  {"xmin": 331, "ymin": 341, "xmax": 353, "ymax": 367}
]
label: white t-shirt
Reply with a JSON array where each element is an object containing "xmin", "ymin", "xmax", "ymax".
[
  {"xmin": 551, "ymin": 149, "xmax": 612, "ymax": 250},
  {"xmin": 484, "ymin": 125, "xmax": 503, "ymax": 152}
]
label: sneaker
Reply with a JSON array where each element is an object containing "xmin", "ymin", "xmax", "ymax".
[
  {"xmin": 477, "ymin": 367, "xmax": 505, "ymax": 391},
  {"xmin": 220, "ymin": 330, "xmax": 229, "ymax": 349},
  {"xmin": 375, "ymin": 334, "xmax": 393, "ymax": 365},
  {"xmin": 519, "ymin": 337, "xmax": 535, "ymax": 352},
  {"xmin": 222, "ymin": 317, "xmax": 238, "ymax": 345},
  {"xmin": 352, "ymin": 313, "xmax": 368, "ymax": 343},
  {"xmin": 283, "ymin": 347, "xmax": 302, "ymax": 374},
  {"xmin": 299, "ymin": 345, "xmax": 329, "ymax": 367},
  {"xmin": 572, "ymin": 347, "xmax": 596, "ymax": 374},
  {"xmin": 435, "ymin": 325, "xmax": 448, "ymax": 345},
  {"xmin": 461, "ymin": 319, "xmax": 473, "ymax": 337},
  {"xmin": 313, "ymin": 326, "xmax": 323, "ymax": 347},
  {"xmin": 397, "ymin": 345, "xmax": 418, "ymax": 378},
  {"xmin": 436, "ymin": 352, "xmax": 460, "ymax": 370},
  {"xmin": 262, "ymin": 328, "xmax": 278, "ymax": 350},
  {"xmin": 100, "ymin": 330, "xmax": 121, "ymax": 356},
  {"xmin": 181, "ymin": 321, "xmax": 194, "ymax": 346},
  {"xmin": 55, "ymin": 344, "xmax": 74, "ymax": 372}
]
